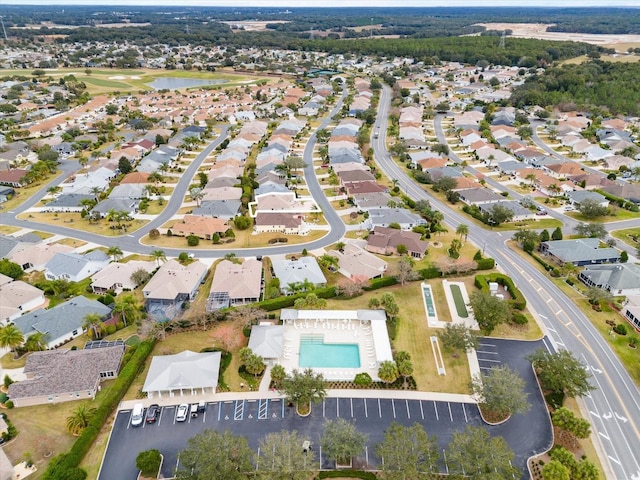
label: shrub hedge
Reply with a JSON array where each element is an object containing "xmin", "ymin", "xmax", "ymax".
[
  {"xmin": 475, "ymin": 273, "xmax": 526, "ymax": 310},
  {"xmin": 318, "ymin": 470, "xmax": 378, "ymax": 479},
  {"xmin": 42, "ymin": 339, "xmax": 156, "ymax": 480}
]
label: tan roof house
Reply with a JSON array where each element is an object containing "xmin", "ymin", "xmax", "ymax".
[
  {"xmin": 328, "ymin": 243, "xmax": 388, "ymax": 281},
  {"xmin": 170, "ymin": 215, "xmax": 228, "ymax": 240},
  {"xmin": 366, "ymin": 226, "xmax": 429, "ymax": 259},
  {"xmin": 254, "ymin": 212, "xmax": 304, "ymax": 235},
  {"xmin": 8, "ymin": 242, "xmax": 74, "ymax": 272},
  {"xmin": 91, "ymin": 260, "xmax": 156, "ymax": 294},
  {"xmin": 0, "ymin": 274, "xmax": 46, "ymax": 326},
  {"xmin": 206, "ymin": 258, "xmax": 262, "ymax": 310},
  {"xmin": 143, "ymin": 259, "xmax": 208, "ymax": 320}
]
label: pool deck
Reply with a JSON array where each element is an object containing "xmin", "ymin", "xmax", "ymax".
[{"xmin": 278, "ymin": 319, "xmax": 385, "ymax": 382}]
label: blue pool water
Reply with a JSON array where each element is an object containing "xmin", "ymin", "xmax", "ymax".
[{"xmin": 299, "ymin": 335, "xmax": 360, "ymax": 368}]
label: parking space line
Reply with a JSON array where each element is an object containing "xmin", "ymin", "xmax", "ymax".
[
  {"xmin": 420, "ymin": 400, "xmax": 424, "ymax": 420},
  {"xmin": 392, "ymin": 399, "xmax": 396, "ymax": 418},
  {"xmin": 479, "ymin": 358, "xmax": 501, "ymax": 363},
  {"xmin": 322, "ymin": 400, "xmax": 326, "ymax": 417},
  {"xmin": 462, "ymin": 404, "xmax": 468, "ymax": 423},
  {"xmin": 281, "ymin": 399, "xmax": 284, "ymax": 418},
  {"xmin": 476, "ymin": 350, "xmax": 498, "ymax": 355},
  {"xmin": 234, "ymin": 400, "xmax": 245, "ymax": 420},
  {"xmin": 258, "ymin": 399, "xmax": 268, "ymax": 419},
  {"xmin": 337, "ymin": 398, "xmax": 340, "ymax": 418},
  {"xmin": 350, "ymin": 398, "xmax": 354, "ymax": 418},
  {"xmin": 406, "ymin": 400, "xmax": 410, "ymax": 419},
  {"xmin": 433, "ymin": 401, "xmax": 439, "ymax": 420},
  {"xmin": 157, "ymin": 407, "xmax": 164, "ymax": 426},
  {"xmin": 448, "ymin": 403, "xmax": 453, "ymax": 422},
  {"xmin": 479, "ymin": 343, "xmax": 495, "ymax": 347},
  {"xmin": 378, "ymin": 399, "xmax": 382, "ymax": 418},
  {"xmin": 364, "ymin": 399, "xmax": 368, "ymax": 418}
]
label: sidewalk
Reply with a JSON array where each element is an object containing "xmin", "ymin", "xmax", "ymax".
[{"xmin": 118, "ymin": 388, "xmax": 475, "ymax": 412}]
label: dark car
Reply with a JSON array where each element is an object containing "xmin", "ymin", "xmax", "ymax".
[{"xmin": 145, "ymin": 404, "xmax": 160, "ymax": 424}]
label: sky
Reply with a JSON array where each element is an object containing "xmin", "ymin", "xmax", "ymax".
[{"xmin": 4, "ymin": 0, "xmax": 639, "ymax": 6}]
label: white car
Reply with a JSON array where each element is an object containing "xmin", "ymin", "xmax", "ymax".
[{"xmin": 176, "ymin": 403, "xmax": 189, "ymax": 422}]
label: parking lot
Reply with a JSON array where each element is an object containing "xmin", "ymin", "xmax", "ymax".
[
  {"xmin": 99, "ymin": 338, "xmax": 552, "ymax": 480},
  {"xmin": 99, "ymin": 396, "xmax": 483, "ymax": 479}
]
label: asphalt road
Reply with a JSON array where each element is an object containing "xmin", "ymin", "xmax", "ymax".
[{"xmin": 375, "ymin": 85, "xmax": 640, "ymax": 479}]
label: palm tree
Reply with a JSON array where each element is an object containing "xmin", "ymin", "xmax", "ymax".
[
  {"xmin": 107, "ymin": 246, "xmax": 123, "ymax": 262},
  {"xmin": 151, "ymin": 250, "xmax": 167, "ymax": 267},
  {"xmin": 525, "ymin": 173, "xmax": 537, "ymax": 188},
  {"xmin": 0, "ymin": 325, "xmax": 24, "ymax": 355},
  {"xmin": 148, "ymin": 171, "xmax": 163, "ymax": 186},
  {"xmin": 548, "ymin": 184, "xmax": 562, "ymax": 197},
  {"xmin": 90, "ymin": 186, "xmax": 103, "ymax": 200},
  {"xmin": 24, "ymin": 332, "xmax": 48, "ymax": 352},
  {"xmin": 378, "ymin": 361, "xmax": 399, "ymax": 386},
  {"xmin": 300, "ymin": 278, "xmax": 315, "ymax": 292},
  {"xmin": 456, "ymin": 224, "xmax": 469, "ymax": 241},
  {"xmin": 83, "ymin": 313, "xmax": 104, "ymax": 340},
  {"xmin": 112, "ymin": 295, "xmax": 139, "ymax": 327},
  {"xmin": 46, "ymin": 186, "xmax": 61, "ymax": 198},
  {"xmin": 189, "ymin": 187, "xmax": 204, "ymax": 207},
  {"xmin": 66, "ymin": 404, "xmax": 97, "ymax": 436}
]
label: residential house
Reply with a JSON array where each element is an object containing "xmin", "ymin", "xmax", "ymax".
[
  {"xmin": 578, "ymin": 264, "xmax": 640, "ymax": 296},
  {"xmin": 44, "ymin": 250, "xmax": 110, "ymax": 282},
  {"xmin": 206, "ymin": 258, "xmax": 262, "ymax": 311},
  {"xmin": 328, "ymin": 243, "xmax": 387, "ymax": 281},
  {"xmin": 0, "ymin": 274, "xmax": 46, "ymax": 326},
  {"xmin": 456, "ymin": 188, "xmax": 504, "ymax": 206},
  {"xmin": 170, "ymin": 215, "xmax": 228, "ymax": 240},
  {"xmin": 90, "ymin": 260, "xmax": 156, "ymax": 295},
  {"xmin": 366, "ymin": 226, "xmax": 429, "ymax": 259},
  {"xmin": 254, "ymin": 212, "xmax": 305, "ymax": 235},
  {"xmin": 7, "ymin": 345, "xmax": 125, "ymax": 407},
  {"xmin": 0, "ymin": 169, "xmax": 28, "ymax": 187},
  {"xmin": 13, "ymin": 296, "xmax": 113, "ymax": 349},
  {"xmin": 478, "ymin": 201, "xmax": 535, "ymax": 222},
  {"xmin": 367, "ymin": 208, "xmax": 426, "ymax": 230},
  {"xmin": 566, "ymin": 190, "xmax": 609, "ymax": 208},
  {"xmin": 8, "ymin": 242, "xmax": 73, "ymax": 272},
  {"xmin": 143, "ymin": 259, "xmax": 208, "ymax": 320},
  {"xmin": 540, "ymin": 238, "xmax": 621, "ymax": 266},
  {"xmin": 352, "ymin": 191, "xmax": 394, "ymax": 210},
  {"xmin": 43, "ymin": 193, "xmax": 95, "ymax": 213},
  {"xmin": 192, "ymin": 199, "xmax": 242, "ymax": 220},
  {"xmin": 272, "ymin": 257, "xmax": 327, "ymax": 294}
]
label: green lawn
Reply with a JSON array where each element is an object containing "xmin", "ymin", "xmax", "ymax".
[
  {"xmin": 450, "ymin": 284, "xmax": 469, "ymax": 318},
  {"xmin": 610, "ymin": 227, "xmax": 640, "ymax": 249},
  {"xmin": 566, "ymin": 207, "xmax": 640, "ymax": 223},
  {"xmin": 82, "ymin": 76, "xmax": 132, "ymax": 89}
]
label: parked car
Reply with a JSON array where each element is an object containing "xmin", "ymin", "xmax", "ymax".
[
  {"xmin": 176, "ymin": 404, "xmax": 189, "ymax": 422},
  {"xmin": 131, "ymin": 403, "xmax": 144, "ymax": 427},
  {"xmin": 536, "ymin": 209, "xmax": 548, "ymax": 216},
  {"xmin": 564, "ymin": 205, "xmax": 574, "ymax": 211},
  {"xmin": 190, "ymin": 403, "xmax": 199, "ymax": 418},
  {"xmin": 145, "ymin": 404, "xmax": 161, "ymax": 424}
]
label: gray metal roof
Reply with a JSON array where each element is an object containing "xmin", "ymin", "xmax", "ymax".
[
  {"xmin": 580, "ymin": 264, "xmax": 640, "ymax": 290},
  {"xmin": 142, "ymin": 350, "xmax": 221, "ymax": 393},
  {"xmin": 248, "ymin": 325, "xmax": 284, "ymax": 359}
]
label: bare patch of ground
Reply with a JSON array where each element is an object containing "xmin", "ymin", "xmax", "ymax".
[{"xmin": 470, "ymin": 23, "xmax": 640, "ymax": 50}]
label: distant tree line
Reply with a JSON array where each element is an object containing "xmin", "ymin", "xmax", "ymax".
[{"xmin": 511, "ymin": 60, "xmax": 640, "ymax": 116}]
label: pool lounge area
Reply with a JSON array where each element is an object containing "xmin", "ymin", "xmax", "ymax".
[{"xmin": 279, "ymin": 309, "xmax": 394, "ymax": 381}]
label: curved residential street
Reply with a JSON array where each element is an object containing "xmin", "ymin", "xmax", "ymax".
[
  {"xmin": 375, "ymin": 85, "xmax": 640, "ymax": 480},
  {"xmin": 1, "ymin": 87, "xmax": 348, "ymax": 258}
]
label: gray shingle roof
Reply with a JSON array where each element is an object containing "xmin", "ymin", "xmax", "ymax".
[
  {"xmin": 580, "ymin": 264, "xmax": 640, "ymax": 290},
  {"xmin": 14, "ymin": 296, "xmax": 112, "ymax": 345},
  {"xmin": 543, "ymin": 238, "xmax": 620, "ymax": 264},
  {"xmin": 8, "ymin": 346, "xmax": 124, "ymax": 400},
  {"xmin": 142, "ymin": 350, "xmax": 221, "ymax": 393}
]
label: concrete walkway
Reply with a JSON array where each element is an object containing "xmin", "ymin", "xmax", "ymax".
[{"xmin": 118, "ymin": 388, "xmax": 475, "ymax": 412}]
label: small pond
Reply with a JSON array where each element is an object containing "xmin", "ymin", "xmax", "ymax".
[{"xmin": 147, "ymin": 77, "xmax": 228, "ymax": 90}]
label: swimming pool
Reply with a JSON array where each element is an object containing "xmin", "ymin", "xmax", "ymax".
[{"xmin": 299, "ymin": 335, "xmax": 361, "ymax": 368}]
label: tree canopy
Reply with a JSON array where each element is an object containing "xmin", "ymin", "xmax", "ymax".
[
  {"xmin": 527, "ymin": 348, "xmax": 594, "ymax": 398},
  {"xmin": 375, "ymin": 422, "xmax": 439, "ymax": 479},
  {"xmin": 175, "ymin": 429, "xmax": 254, "ymax": 480}
]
